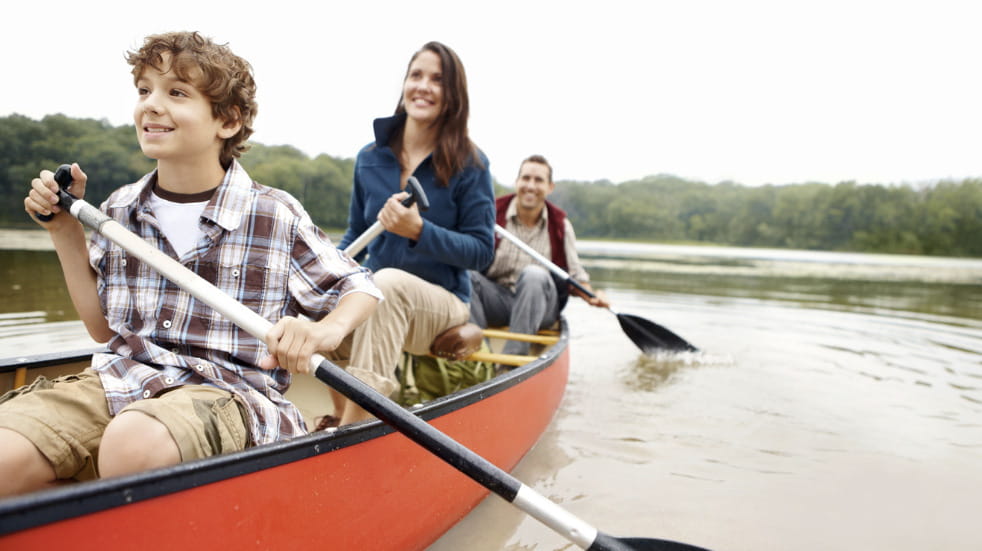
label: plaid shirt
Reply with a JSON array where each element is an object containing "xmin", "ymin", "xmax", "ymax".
[
  {"xmin": 484, "ymin": 197, "xmax": 589, "ymax": 291},
  {"xmin": 88, "ymin": 161, "xmax": 382, "ymax": 446}
]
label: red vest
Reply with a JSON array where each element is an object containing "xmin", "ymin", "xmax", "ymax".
[{"xmin": 494, "ymin": 194, "xmax": 568, "ymax": 271}]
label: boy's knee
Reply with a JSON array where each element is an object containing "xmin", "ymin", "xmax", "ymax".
[{"xmin": 99, "ymin": 411, "xmax": 180, "ymax": 477}]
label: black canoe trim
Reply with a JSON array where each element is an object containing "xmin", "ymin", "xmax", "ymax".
[{"xmin": 0, "ymin": 319, "xmax": 568, "ymax": 536}]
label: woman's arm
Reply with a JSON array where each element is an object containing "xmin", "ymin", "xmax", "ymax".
[{"xmin": 411, "ymin": 163, "xmax": 495, "ymax": 271}]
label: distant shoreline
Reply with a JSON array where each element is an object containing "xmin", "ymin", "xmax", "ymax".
[
  {"xmin": 0, "ymin": 228, "xmax": 347, "ymax": 251},
  {"xmin": 0, "ymin": 228, "xmax": 60, "ymax": 251}
]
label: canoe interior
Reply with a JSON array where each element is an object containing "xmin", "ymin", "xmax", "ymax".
[{"xmin": 0, "ymin": 320, "xmax": 570, "ymax": 550}]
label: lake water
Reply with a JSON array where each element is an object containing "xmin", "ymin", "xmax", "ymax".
[{"xmin": 2, "ymin": 231, "xmax": 981, "ymax": 550}]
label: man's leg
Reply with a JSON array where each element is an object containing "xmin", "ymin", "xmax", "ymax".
[
  {"xmin": 469, "ymin": 271, "xmax": 515, "ymax": 328},
  {"xmin": 504, "ymin": 265, "xmax": 558, "ymax": 356}
]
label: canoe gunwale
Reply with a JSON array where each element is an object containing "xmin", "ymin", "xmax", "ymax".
[{"xmin": 0, "ymin": 319, "xmax": 570, "ymax": 537}]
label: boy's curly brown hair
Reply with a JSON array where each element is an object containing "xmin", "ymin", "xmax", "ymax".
[{"xmin": 126, "ymin": 31, "xmax": 257, "ymax": 167}]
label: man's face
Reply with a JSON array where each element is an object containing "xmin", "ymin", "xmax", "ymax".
[{"xmin": 515, "ymin": 161, "xmax": 554, "ymax": 212}]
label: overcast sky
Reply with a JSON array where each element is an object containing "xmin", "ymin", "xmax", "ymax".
[{"xmin": 4, "ymin": 0, "xmax": 981, "ymax": 187}]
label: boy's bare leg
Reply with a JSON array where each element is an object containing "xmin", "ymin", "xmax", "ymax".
[
  {"xmin": 0, "ymin": 428, "xmax": 59, "ymax": 496},
  {"xmin": 98, "ymin": 411, "xmax": 180, "ymax": 478}
]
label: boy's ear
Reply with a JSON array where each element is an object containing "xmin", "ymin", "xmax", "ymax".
[{"xmin": 218, "ymin": 107, "xmax": 243, "ymax": 139}]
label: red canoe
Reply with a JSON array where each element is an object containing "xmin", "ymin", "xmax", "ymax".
[{"xmin": 0, "ymin": 322, "xmax": 569, "ymax": 550}]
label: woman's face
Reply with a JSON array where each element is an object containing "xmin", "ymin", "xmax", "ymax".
[{"xmin": 402, "ymin": 50, "xmax": 444, "ymax": 126}]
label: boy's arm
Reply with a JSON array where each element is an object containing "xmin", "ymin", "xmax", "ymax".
[
  {"xmin": 25, "ymin": 164, "xmax": 114, "ymax": 343},
  {"xmin": 260, "ymin": 291, "xmax": 379, "ymax": 374}
]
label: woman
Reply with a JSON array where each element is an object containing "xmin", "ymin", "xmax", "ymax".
[{"xmin": 332, "ymin": 41, "xmax": 495, "ymax": 425}]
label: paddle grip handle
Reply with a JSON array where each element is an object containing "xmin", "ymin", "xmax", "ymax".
[
  {"xmin": 34, "ymin": 164, "xmax": 76, "ymax": 222},
  {"xmin": 342, "ymin": 176, "xmax": 430, "ymax": 258}
]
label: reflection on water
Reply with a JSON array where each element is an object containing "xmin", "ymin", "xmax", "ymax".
[
  {"xmin": 621, "ymin": 351, "xmax": 728, "ymax": 393},
  {"xmin": 2, "ymin": 237, "xmax": 982, "ymax": 550},
  {"xmin": 431, "ymin": 242, "xmax": 982, "ymax": 551},
  {"xmin": 1, "ymin": 250, "xmax": 77, "ymax": 322}
]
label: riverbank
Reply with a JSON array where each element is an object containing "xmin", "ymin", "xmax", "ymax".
[{"xmin": 0, "ymin": 229, "xmax": 61, "ymax": 251}]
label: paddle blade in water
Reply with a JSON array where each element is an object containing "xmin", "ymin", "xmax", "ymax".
[
  {"xmin": 615, "ymin": 312, "xmax": 697, "ymax": 353},
  {"xmin": 589, "ymin": 533, "xmax": 712, "ymax": 550}
]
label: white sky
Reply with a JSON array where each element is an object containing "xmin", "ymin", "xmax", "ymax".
[{"xmin": 4, "ymin": 0, "xmax": 981, "ymax": 187}]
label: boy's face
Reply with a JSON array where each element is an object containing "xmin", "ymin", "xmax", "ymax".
[{"xmin": 133, "ymin": 53, "xmax": 238, "ymax": 166}]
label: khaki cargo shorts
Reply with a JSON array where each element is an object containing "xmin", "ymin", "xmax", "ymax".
[{"xmin": 0, "ymin": 368, "xmax": 250, "ymax": 481}]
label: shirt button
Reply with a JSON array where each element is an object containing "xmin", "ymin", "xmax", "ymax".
[
  {"xmin": 172, "ymin": 347, "xmax": 180, "ymax": 354},
  {"xmin": 195, "ymin": 364, "xmax": 205, "ymax": 372},
  {"xmin": 162, "ymin": 320, "xmax": 172, "ymax": 329},
  {"xmin": 164, "ymin": 377, "xmax": 175, "ymax": 384},
  {"xmin": 142, "ymin": 390, "xmax": 151, "ymax": 398},
  {"xmin": 232, "ymin": 269, "xmax": 240, "ymax": 277},
  {"xmin": 121, "ymin": 258, "xmax": 127, "ymax": 267}
]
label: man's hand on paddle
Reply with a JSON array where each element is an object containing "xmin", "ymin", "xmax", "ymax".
[{"xmin": 571, "ymin": 284, "xmax": 611, "ymax": 309}]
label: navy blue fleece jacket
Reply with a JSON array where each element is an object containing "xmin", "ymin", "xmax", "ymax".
[{"xmin": 339, "ymin": 114, "xmax": 495, "ymax": 302}]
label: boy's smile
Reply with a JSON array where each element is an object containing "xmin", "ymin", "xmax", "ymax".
[{"xmin": 133, "ymin": 52, "xmax": 235, "ymax": 179}]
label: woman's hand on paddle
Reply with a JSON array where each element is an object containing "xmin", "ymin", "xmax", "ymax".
[
  {"xmin": 25, "ymin": 163, "xmax": 87, "ymax": 228},
  {"xmin": 377, "ymin": 191, "xmax": 423, "ymax": 241},
  {"xmin": 260, "ymin": 316, "xmax": 346, "ymax": 374}
]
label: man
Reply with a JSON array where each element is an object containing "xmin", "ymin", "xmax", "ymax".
[{"xmin": 469, "ymin": 154, "xmax": 609, "ymax": 356}]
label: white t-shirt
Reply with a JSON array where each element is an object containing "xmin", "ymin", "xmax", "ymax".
[{"xmin": 148, "ymin": 188, "xmax": 210, "ymax": 258}]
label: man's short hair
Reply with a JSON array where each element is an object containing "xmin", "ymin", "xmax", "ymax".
[{"xmin": 519, "ymin": 154, "xmax": 553, "ymax": 183}]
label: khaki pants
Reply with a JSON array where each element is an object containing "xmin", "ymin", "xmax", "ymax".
[
  {"xmin": 0, "ymin": 368, "xmax": 249, "ymax": 481},
  {"xmin": 332, "ymin": 268, "xmax": 470, "ymax": 397}
]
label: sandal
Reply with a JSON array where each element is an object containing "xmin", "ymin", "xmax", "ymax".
[{"xmin": 314, "ymin": 414, "xmax": 341, "ymax": 431}]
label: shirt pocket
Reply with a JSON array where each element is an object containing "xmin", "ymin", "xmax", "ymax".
[{"xmin": 193, "ymin": 259, "xmax": 290, "ymax": 329}]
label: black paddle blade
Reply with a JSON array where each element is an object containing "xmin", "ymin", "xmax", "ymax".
[
  {"xmin": 615, "ymin": 312, "xmax": 697, "ymax": 353},
  {"xmin": 589, "ymin": 533, "xmax": 712, "ymax": 551}
]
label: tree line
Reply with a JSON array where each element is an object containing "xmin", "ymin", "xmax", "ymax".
[{"xmin": 2, "ymin": 114, "xmax": 980, "ymax": 257}]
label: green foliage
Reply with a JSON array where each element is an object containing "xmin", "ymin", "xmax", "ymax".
[
  {"xmin": 2, "ymin": 114, "xmax": 980, "ymax": 257},
  {"xmin": 0, "ymin": 114, "xmax": 353, "ymax": 230},
  {"xmin": 547, "ymin": 173, "xmax": 982, "ymax": 257}
]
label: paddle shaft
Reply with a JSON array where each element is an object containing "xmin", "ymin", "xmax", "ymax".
[
  {"xmin": 494, "ymin": 224, "xmax": 698, "ymax": 353},
  {"xmin": 494, "ymin": 224, "xmax": 596, "ymax": 298},
  {"xmin": 44, "ymin": 169, "xmax": 702, "ymax": 550}
]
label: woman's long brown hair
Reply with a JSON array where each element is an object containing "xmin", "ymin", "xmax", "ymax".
[{"xmin": 393, "ymin": 41, "xmax": 483, "ymax": 187}]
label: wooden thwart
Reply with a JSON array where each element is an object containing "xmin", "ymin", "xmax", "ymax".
[{"xmin": 480, "ymin": 328, "xmax": 560, "ymax": 345}]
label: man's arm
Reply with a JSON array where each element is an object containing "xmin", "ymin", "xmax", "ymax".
[{"xmin": 563, "ymin": 220, "xmax": 610, "ymax": 309}]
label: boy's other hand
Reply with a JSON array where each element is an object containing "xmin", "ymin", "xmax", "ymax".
[
  {"xmin": 25, "ymin": 163, "xmax": 88, "ymax": 227},
  {"xmin": 260, "ymin": 316, "xmax": 346, "ymax": 374}
]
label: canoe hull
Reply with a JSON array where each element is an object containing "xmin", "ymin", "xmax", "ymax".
[{"xmin": 0, "ymin": 326, "xmax": 569, "ymax": 550}]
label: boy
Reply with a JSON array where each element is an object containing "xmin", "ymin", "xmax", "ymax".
[{"xmin": 2, "ymin": 31, "xmax": 381, "ymax": 496}]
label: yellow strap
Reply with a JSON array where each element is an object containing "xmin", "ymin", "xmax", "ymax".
[{"xmin": 481, "ymin": 328, "xmax": 560, "ymax": 345}]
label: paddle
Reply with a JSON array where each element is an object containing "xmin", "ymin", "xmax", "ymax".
[
  {"xmin": 42, "ymin": 165, "xmax": 710, "ymax": 551},
  {"xmin": 343, "ymin": 176, "xmax": 429, "ymax": 257},
  {"xmin": 494, "ymin": 225, "xmax": 698, "ymax": 353}
]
